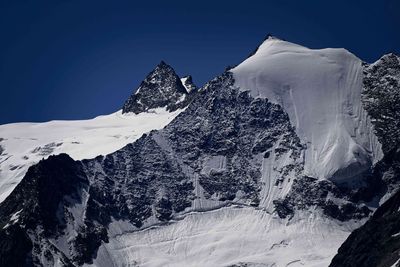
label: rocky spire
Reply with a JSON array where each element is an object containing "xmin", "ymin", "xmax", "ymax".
[{"xmin": 122, "ymin": 61, "xmax": 192, "ymax": 114}]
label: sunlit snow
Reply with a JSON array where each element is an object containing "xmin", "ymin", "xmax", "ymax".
[
  {"xmin": 232, "ymin": 37, "xmax": 382, "ymax": 182},
  {"xmin": 0, "ymin": 108, "xmax": 183, "ymax": 202}
]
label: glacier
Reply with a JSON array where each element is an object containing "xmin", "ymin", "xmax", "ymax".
[
  {"xmin": 90, "ymin": 207, "xmax": 363, "ymax": 267},
  {"xmin": 231, "ymin": 36, "xmax": 382, "ymax": 182},
  {"xmin": 0, "ymin": 108, "xmax": 183, "ymax": 202}
]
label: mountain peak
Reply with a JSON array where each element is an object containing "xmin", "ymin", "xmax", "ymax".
[
  {"xmin": 375, "ymin": 52, "xmax": 400, "ymax": 65},
  {"xmin": 265, "ymin": 33, "xmax": 281, "ymax": 40},
  {"xmin": 246, "ymin": 34, "xmax": 285, "ymax": 58},
  {"xmin": 232, "ymin": 38, "xmax": 382, "ymax": 182},
  {"xmin": 122, "ymin": 62, "xmax": 192, "ymax": 114},
  {"xmin": 156, "ymin": 60, "xmax": 170, "ymax": 68}
]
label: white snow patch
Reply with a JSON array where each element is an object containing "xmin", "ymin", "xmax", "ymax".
[
  {"xmin": 259, "ymin": 143, "xmax": 299, "ymax": 211},
  {"xmin": 393, "ymin": 232, "xmax": 400, "ymax": 238},
  {"xmin": 0, "ymin": 108, "xmax": 183, "ymax": 203},
  {"xmin": 3, "ymin": 208, "xmax": 23, "ymax": 229},
  {"xmin": 175, "ymin": 94, "xmax": 186, "ymax": 104},
  {"xmin": 231, "ymin": 37, "xmax": 382, "ymax": 181},
  {"xmin": 180, "ymin": 77, "xmax": 192, "ymax": 93},
  {"xmin": 10, "ymin": 209, "xmax": 22, "ymax": 222},
  {"xmin": 392, "ymin": 257, "xmax": 400, "ymax": 267}
]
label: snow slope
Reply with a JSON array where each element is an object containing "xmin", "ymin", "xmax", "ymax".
[
  {"xmin": 231, "ymin": 37, "xmax": 382, "ymax": 181},
  {"xmin": 90, "ymin": 206, "xmax": 363, "ymax": 267},
  {"xmin": 0, "ymin": 108, "xmax": 183, "ymax": 202}
]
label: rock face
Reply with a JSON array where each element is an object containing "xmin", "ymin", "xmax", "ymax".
[
  {"xmin": 122, "ymin": 61, "xmax": 196, "ymax": 114},
  {"xmin": 362, "ymin": 53, "xmax": 400, "ymax": 154},
  {"xmin": 361, "ymin": 53, "xmax": 400, "ymax": 199},
  {"xmin": 0, "ymin": 154, "xmax": 88, "ymax": 267},
  {"xmin": 329, "ymin": 168, "xmax": 400, "ymax": 267}
]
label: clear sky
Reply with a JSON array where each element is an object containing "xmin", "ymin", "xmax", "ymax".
[{"xmin": 0, "ymin": 0, "xmax": 399, "ymax": 124}]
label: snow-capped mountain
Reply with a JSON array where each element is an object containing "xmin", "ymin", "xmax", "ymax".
[
  {"xmin": 232, "ymin": 36, "xmax": 382, "ymax": 182},
  {"xmin": 0, "ymin": 61, "xmax": 197, "ymax": 203},
  {"xmin": 0, "ymin": 36, "xmax": 399, "ymax": 267}
]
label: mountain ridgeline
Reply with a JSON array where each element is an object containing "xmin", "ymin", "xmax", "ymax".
[{"xmin": 0, "ymin": 37, "xmax": 399, "ymax": 267}]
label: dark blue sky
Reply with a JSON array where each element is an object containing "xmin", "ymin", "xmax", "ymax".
[{"xmin": 1, "ymin": 0, "xmax": 399, "ymax": 124}]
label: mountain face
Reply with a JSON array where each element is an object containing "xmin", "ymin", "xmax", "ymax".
[
  {"xmin": 122, "ymin": 61, "xmax": 197, "ymax": 114},
  {"xmin": 0, "ymin": 37, "xmax": 399, "ymax": 267},
  {"xmin": 362, "ymin": 53, "xmax": 400, "ymax": 155},
  {"xmin": 232, "ymin": 37, "xmax": 382, "ymax": 183},
  {"xmin": 0, "ymin": 61, "xmax": 194, "ymax": 203},
  {"xmin": 272, "ymin": 51, "xmax": 400, "ymax": 223},
  {"xmin": 329, "ymin": 149, "xmax": 400, "ymax": 267},
  {"xmin": 0, "ymin": 154, "xmax": 88, "ymax": 267},
  {"xmin": 329, "ymin": 52, "xmax": 400, "ymax": 267},
  {"xmin": 0, "ymin": 110, "xmax": 182, "ymax": 203}
]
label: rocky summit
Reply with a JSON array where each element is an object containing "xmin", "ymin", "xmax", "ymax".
[{"xmin": 122, "ymin": 61, "xmax": 197, "ymax": 114}]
